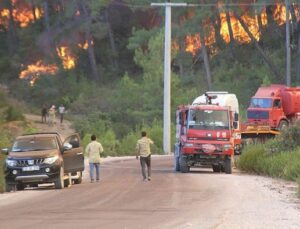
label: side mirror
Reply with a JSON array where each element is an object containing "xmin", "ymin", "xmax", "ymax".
[
  {"xmin": 234, "ymin": 113, "xmax": 239, "ymax": 122},
  {"xmin": 233, "ymin": 121, "xmax": 238, "ymax": 129},
  {"xmin": 69, "ymin": 140, "xmax": 79, "ymax": 148},
  {"xmin": 1, "ymin": 148, "xmax": 9, "ymax": 155},
  {"xmin": 63, "ymin": 143, "xmax": 73, "ymax": 151}
]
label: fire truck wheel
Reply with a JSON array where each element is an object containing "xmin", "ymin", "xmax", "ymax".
[
  {"xmin": 179, "ymin": 156, "xmax": 189, "ymax": 173},
  {"xmin": 174, "ymin": 156, "xmax": 180, "ymax": 172},
  {"xmin": 278, "ymin": 120, "xmax": 288, "ymax": 131},
  {"xmin": 212, "ymin": 164, "xmax": 221, "ymax": 172},
  {"xmin": 224, "ymin": 157, "xmax": 232, "ymax": 174}
]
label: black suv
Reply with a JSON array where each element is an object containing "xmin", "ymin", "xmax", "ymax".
[{"xmin": 2, "ymin": 132, "xmax": 84, "ymax": 191}]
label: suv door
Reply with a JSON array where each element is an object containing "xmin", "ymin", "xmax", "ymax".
[{"xmin": 62, "ymin": 134, "xmax": 84, "ymax": 173}]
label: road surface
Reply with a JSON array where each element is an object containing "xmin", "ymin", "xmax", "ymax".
[{"xmin": 0, "ymin": 155, "xmax": 299, "ymax": 229}]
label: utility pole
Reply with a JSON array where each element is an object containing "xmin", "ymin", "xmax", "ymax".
[
  {"xmin": 151, "ymin": 2, "xmax": 187, "ymax": 154},
  {"xmin": 286, "ymin": 0, "xmax": 291, "ymax": 86}
]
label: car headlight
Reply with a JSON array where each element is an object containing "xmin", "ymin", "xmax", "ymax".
[
  {"xmin": 6, "ymin": 159, "xmax": 17, "ymax": 167},
  {"xmin": 44, "ymin": 156, "xmax": 59, "ymax": 164},
  {"xmin": 184, "ymin": 143, "xmax": 194, "ymax": 147},
  {"xmin": 223, "ymin": 144, "xmax": 232, "ymax": 150}
]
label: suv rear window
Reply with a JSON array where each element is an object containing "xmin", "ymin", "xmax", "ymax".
[{"xmin": 12, "ymin": 137, "xmax": 57, "ymax": 152}]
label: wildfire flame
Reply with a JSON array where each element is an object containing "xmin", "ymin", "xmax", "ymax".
[
  {"xmin": 185, "ymin": 24, "xmax": 216, "ymax": 55},
  {"xmin": 78, "ymin": 40, "xmax": 94, "ymax": 50},
  {"xmin": 185, "ymin": 3, "xmax": 295, "ymax": 56},
  {"xmin": 0, "ymin": 1, "xmax": 43, "ymax": 28},
  {"xmin": 56, "ymin": 46, "xmax": 76, "ymax": 70},
  {"xmin": 19, "ymin": 61, "xmax": 58, "ymax": 86}
]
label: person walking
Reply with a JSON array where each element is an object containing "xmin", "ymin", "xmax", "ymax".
[
  {"xmin": 58, "ymin": 104, "xmax": 65, "ymax": 124},
  {"xmin": 136, "ymin": 131, "xmax": 154, "ymax": 181},
  {"xmin": 48, "ymin": 105, "xmax": 56, "ymax": 126},
  {"xmin": 85, "ymin": 134, "xmax": 104, "ymax": 183}
]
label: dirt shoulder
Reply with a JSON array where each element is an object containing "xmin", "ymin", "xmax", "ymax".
[{"xmin": 24, "ymin": 114, "xmax": 75, "ymax": 139}]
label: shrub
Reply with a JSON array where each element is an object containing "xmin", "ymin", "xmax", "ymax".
[
  {"xmin": 5, "ymin": 106, "xmax": 24, "ymax": 122},
  {"xmin": 237, "ymin": 143, "xmax": 266, "ymax": 173},
  {"xmin": 265, "ymin": 121, "xmax": 300, "ymax": 154}
]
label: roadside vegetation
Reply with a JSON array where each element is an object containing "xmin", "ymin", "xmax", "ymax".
[
  {"xmin": 237, "ymin": 122, "xmax": 300, "ymax": 197},
  {"xmin": 0, "ymin": 90, "xmax": 36, "ymax": 192}
]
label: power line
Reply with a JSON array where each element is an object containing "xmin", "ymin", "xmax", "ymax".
[{"xmin": 109, "ymin": 1, "xmax": 297, "ymax": 8}]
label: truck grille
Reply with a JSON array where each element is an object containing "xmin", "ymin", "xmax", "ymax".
[
  {"xmin": 247, "ymin": 110, "xmax": 269, "ymax": 119},
  {"xmin": 16, "ymin": 159, "xmax": 44, "ymax": 167}
]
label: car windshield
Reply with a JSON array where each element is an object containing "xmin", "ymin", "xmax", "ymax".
[
  {"xmin": 249, "ymin": 98, "xmax": 272, "ymax": 108},
  {"xmin": 11, "ymin": 137, "xmax": 57, "ymax": 152},
  {"xmin": 188, "ymin": 109, "xmax": 229, "ymax": 130}
]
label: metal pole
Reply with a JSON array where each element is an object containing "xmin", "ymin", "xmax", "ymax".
[
  {"xmin": 286, "ymin": 0, "xmax": 291, "ymax": 86},
  {"xmin": 151, "ymin": 3, "xmax": 187, "ymax": 154},
  {"xmin": 163, "ymin": 4, "xmax": 171, "ymax": 154}
]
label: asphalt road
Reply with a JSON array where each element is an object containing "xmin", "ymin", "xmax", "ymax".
[{"xmin": 0, "ymin": 155, "xmax": 299, "ymax": 229}]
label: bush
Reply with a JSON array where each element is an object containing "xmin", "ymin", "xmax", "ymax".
[
  {"xmin": 5, "ymin": 106, "xmax": 24, "ymax": 122},
  {"xmin": 265, "ymin": 121, "xmax": 300, "ymax": 154},
  {"xmin": 0, "ymin": 130, "xmax": 14, "ymax": 193},
  {"xmin": 236, "ymin": 143, "xmax": 266, "ymax": 173}
]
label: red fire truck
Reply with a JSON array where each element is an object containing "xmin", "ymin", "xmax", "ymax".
[
  {"xmin": 174, "ymin": 92, "xmax": 241, "ymax": 174},
  {"xmin": 241, "ymin": 84, "xmax": 300, "ymax": 140}
]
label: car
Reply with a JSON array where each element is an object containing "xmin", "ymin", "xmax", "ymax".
[{"xmin": 1, "ymin": 132, "xmax": 84, "ymax": 191}]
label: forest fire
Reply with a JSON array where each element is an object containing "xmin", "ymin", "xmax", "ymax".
[
  {"xmin": 56, "ymin": 46, "xmax": 76, "ymax": 70},
  {"xmin": 19, "ymin": 61, "xmax": 58, "ymax": 86},
  {"xmin": 185, "ymin": 3, "xmax": 291, "ymax": 55},
  {"xmin": 185, "ymin": 24, "xmax": 216, "ymax": 55},
  {"xmin": 0, "ymin": 0, "xmax": 43, "ymax": 29}
]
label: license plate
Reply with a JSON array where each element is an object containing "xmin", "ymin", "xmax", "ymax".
[{"xmin": 23, "ymin": 166, "xmax": 40, "ymax": 171}]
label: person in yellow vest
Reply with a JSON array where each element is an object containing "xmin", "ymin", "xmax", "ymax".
[
  {"xmin": 136, "ymin": 131, "xmax": 154, "ymax": 181},
  {"xmin": 85, "ymin": 134, "xmax": 104, "ymax": 183}
]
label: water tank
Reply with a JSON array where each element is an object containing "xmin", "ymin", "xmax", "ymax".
[
  {"xmin": 192, "ymin": 92, "xmax": 239, "ymax": 113},
  {"xmin": 281, "ymin": 88, "xmax": 300, "ymax": 116}
]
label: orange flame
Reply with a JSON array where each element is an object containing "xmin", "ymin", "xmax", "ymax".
[
  {"xmin": 56, "ymin": 46, "xmax": 76, "ymax": 69},
  {"xmin": 78, "ymin": 40, "xmax": 94, "ymax": 50},
  {"xmin": 0, "ymin": 1, "xmax": 43, "ymax": 28},
  {"xmin": 184, "ymin": 3, "xmax": 292, "ymax": 55},
  {"xmin": 185, "ymin": 24, "xmax": 216, "ymax": 56},
  {"xmin": 19, "ymin": 61, "xmax": 58, "ymax": 85}
]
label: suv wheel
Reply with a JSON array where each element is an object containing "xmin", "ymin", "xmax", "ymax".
[
  {"xmin": 54, "ymin": 166, "xmax": 64, "ymax": 189},
  {"xmin": 5, "ymin": 183, "xmax": 15, "ymax": 192},
  {"xmin": 16, "ymin": 183, "xmax": 25, "ymax": 191},
  {"xmin": 74, "ymin": 171, "xmax": 82, "ymax": 184}
]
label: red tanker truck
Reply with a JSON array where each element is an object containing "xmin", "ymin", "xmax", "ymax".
[{"xmin": 242, "ymin": 84, "xmax": 300, "ymax": 139}]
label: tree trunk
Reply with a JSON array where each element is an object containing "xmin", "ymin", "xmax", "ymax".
[
  {"xmin": 7, "ymin": 1, "xmax": 18, "ymax": 54},
  {"xmin": 235, "ymin": 13, "xmax": 283, "ymax": 82},
  {"xmin": 213, "ymin": 7, "xmax": 225, "ymax": 47},
  {"xmin": 289, "ymin": 4, "xmax": 297, "ymax": 34},
  {"xmin": 105, "ymin": 8, "xmax": 119, "ymax": 69},
  {"xmin": 43, "ymin": 0, "xmax": 50, "ymax": 31},
  {"xmin": 31, "ymin": 0, "xmax": 37, "ymax": 21},
  {"xmin": 199, "ymin": 32, "xmax": 212, "ymax": 90},
  {"xmin": 225, "ymin": 10, "xmax": 235, "ymax": 59},
  {"xmin": 78, "ymin": 0, "xmax": 99, "ymax": 81}
]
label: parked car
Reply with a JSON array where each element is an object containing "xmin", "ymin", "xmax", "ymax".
[{"xmin": 1, "ymin": 132, "xmax": 84, "ymax": 191}]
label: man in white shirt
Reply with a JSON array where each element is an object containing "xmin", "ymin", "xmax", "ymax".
[
  {"xmin": 58, "ymin": 105, "xmax": 65, "ymax": 124},
  {"xmin": 85, "ymin": 134, "xmax": 104, "ymax": 182}
]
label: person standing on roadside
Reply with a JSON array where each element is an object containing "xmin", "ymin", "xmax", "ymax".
[
  {"xmin": 58, "ymin": 104, "xmax": 65, "ymax": 124},
  {"xmin": 41, "ymin": 105, "xmax": 47, "ymax": 123},
  {"xmin": 136, "ymin": 131, "xmax": 154, "ymax": 181},
  {"xmin": 85, "ymin": 134, "xmax": 104, "ymax": 183},
  {"xmin": 48, "ymin": 105, "xmax": 56, "ymax": 126}
]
